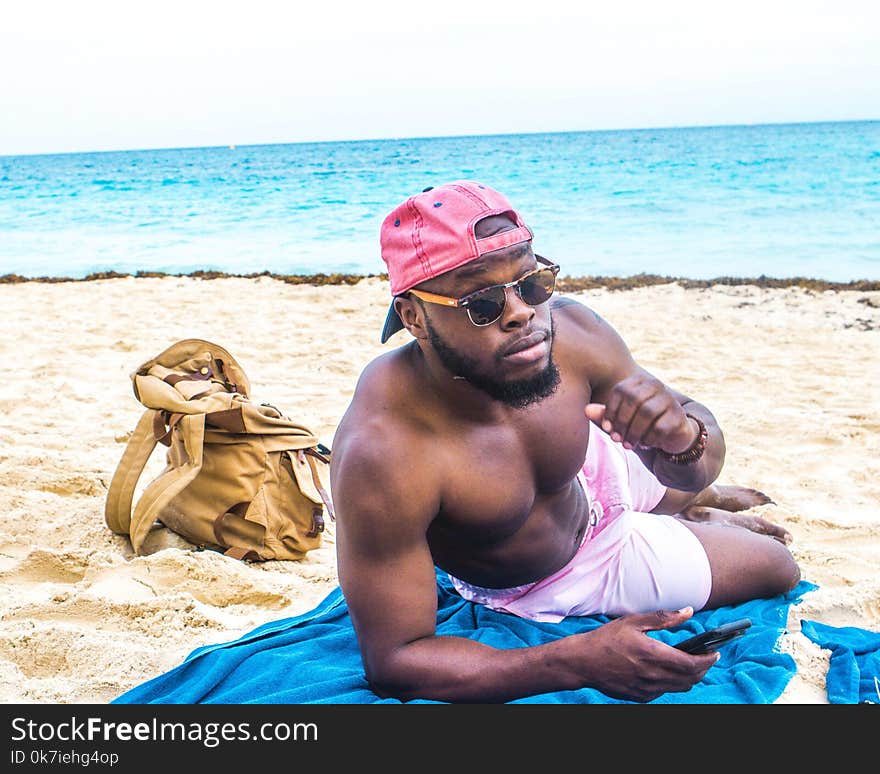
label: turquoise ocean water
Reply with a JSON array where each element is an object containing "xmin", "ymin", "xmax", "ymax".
[{"xmin": 1, "ymin": 120, "xmax": 878, "ymax": 282}]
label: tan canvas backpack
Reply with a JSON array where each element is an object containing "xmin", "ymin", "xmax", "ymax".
[{"xmin": 105, "ymin": 338, "xmax": 333, "ymax": 561}]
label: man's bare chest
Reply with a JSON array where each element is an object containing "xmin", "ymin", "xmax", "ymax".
[{"xmin": 435, "ymin": 399, "xmax": 591, "ymax": 534}]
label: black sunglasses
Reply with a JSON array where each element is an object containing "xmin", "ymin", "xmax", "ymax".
[{"xmin": 407, "ymin": 255, "xmax": 560, "ymax": 327}]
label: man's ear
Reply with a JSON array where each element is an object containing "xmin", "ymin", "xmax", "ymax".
[{"xmin": 395, "ymin": 296, "xmax": 429, "ymax": 340}]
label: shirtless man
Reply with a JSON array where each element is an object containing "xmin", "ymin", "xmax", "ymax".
[{"xmin": 329, "ymin": 180, "xmax": 800, "ymax": 703}]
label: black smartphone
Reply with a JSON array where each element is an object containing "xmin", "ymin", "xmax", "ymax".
[{"xmin": 674, "ymin": 618, "xmax": 752, "ymax": 655}]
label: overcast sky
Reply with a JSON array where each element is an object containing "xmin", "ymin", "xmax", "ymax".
[{"xmin": 2, "ymin": 0, "xmax": 878, "ymax": 155}]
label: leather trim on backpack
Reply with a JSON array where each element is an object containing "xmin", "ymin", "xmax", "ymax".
[
  {"xmin": 223, "ymin": 546, "xmax": 261, "ymax": 562},
  {"xmin": 205, "ymin": 407, "xmax": 247, "ymax": 433},
  {"xmin": 213, "ymin": 508, "xmax": 267, "ymax": 561},
  {"xmin": 305, "ymin": 453, "xmax": 335, "ymax": 521},
  {"xmin": 307, "ymin": 506, "xmax": 324, "ymax": 538}
]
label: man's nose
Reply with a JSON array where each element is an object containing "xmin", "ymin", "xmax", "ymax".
[{"xmin": 500, "ymin": 285, "xmax": 535, "ymax": 328}]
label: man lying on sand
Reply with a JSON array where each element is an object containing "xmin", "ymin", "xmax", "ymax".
[{"xmin": 329, "ymin": 180, "xmax": 800, "ymax": 703}]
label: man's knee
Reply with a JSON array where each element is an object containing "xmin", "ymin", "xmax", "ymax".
[
  {"xmin": 741, "ymin": 538, "xmax": 800, "ymax": 600},
  {"xmin": 696, "ymin": 524, "xmax": 801, "ymax": 608},
  {"xmin": 768, "ymin": 542, "xmax": 801, "ymax": 594}
]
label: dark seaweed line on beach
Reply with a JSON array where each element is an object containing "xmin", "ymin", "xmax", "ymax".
[{"xmin": 1, "ymin": 270, "xmax": 878, "ymax": 293}]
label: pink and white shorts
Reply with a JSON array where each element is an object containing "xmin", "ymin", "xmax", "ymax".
[{"xmin": 448, "ymin": 423, "xmax": 712, "ymax": 623}]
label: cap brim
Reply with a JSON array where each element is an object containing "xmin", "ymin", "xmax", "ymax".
[{"xmin": 380, "ymin": 301, "xmax": 405, "ymax": 343}]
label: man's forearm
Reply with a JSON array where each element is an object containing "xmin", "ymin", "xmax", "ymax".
[
  {"xmin": 369, "ymin": 634, "xmax": 585, "ymax": 703},
  {"xmin": 637, "ymin": 403, "xmax": 725, "ymax": 492}
]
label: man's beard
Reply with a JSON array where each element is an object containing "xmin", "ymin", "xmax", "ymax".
[{"xmin": 424, "ymin": 316, "xmax": 561, "ymax": 410}]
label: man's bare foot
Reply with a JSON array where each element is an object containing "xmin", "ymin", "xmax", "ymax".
[
  {"xmin": 678, "ymin": 505, "xmax": 792, "ymax": 544},
  {"xmin": 688, "ymin": 484, "xmax": 774, "ymax": 512}
]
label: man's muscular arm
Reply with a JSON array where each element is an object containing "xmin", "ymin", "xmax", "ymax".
[
  {"xmin": 332, "ymin": 426, "xmax": 574, "ymax": 702},
  {"xmin": 330, "ymin": 415, "xmax": 717, "ymax": 703},
  {"xmin": 553, "ymin": 296, "xmax": 725, "ymax": 492},
  {"xmin": 627, "ymin": 385, "xmax": 725, "ymax": 493}
]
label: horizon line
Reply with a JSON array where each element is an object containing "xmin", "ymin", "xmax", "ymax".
[
  {"xmin": 3, "ymin": 116, "xmax": 878, "ymax": 160},
  {"xmin": 2, "ymin": 270, "xmax": 878, "ymax": 292}
]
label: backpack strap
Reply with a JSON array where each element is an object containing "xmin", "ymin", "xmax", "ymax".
[
  {"xmin": 105, "ymin": 409, "xmax": 163, "ymax": 535},
  {"xmin": 304, "ymin": 451, "xmax": 335, "ymax": 521},
  {"xmin": 212, "ymin": 511, "xmax": 264, "ymax": 562},
  {"xmin": 127, "ymin": 413, "xmax": 207, "ymax": 554},
  {"xmin": 104, "ymin": 410, "xmax": 207, "ymax": 555}
]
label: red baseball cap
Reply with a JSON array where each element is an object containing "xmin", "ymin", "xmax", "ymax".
[{"xmin": 379, "ymin": 180, "xmax": 533, "ymax": 343}]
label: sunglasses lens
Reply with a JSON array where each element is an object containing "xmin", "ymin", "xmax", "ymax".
[
  {"xmin": 467, "ymin": 289, "xmax": 506, "ymax": 325},
  {"xmin": 519, "ymin": 268, "xmax": 557, "ymax": 305},
  {"xmin": 462, "ymin": 265, "xmax": 558, "ymax": 326}
]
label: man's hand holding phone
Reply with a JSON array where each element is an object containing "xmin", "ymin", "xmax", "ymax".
[{"xmin": 674, "ymin": 618, "xmax": 752, "ymax": 655}]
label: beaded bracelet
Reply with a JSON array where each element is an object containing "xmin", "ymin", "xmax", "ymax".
[{"xmin": 656, "ymin": 414, "xmax": 708, "ymax": 465}]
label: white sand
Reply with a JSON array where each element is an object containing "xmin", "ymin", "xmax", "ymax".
[{"xmin": 1, "ymin": 276, "xmax": 878, "ymax": 703}]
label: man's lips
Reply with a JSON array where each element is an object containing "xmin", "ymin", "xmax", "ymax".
[{"xmin": 502, "ymin": 331, "xmax": 548, "ymax": 358}]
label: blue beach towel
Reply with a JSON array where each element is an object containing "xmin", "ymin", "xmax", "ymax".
[
  {"xmin": 113, "ymin": 571, "xmax": 816, "ymax": 705},
  {"xmin": 800, "ymin": 619, "xmax": 880, "ymax": 704}
]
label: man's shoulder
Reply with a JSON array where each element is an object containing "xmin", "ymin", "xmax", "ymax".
[
  {"xmin": 333, "ymin": 345, "xmax": 433, "ymax": 462},
  {"xmin": 550, "ymin": 295, "xmax": 613, "ymax": 355},
  {"xmin": 330, "ymin": 351, "xmax": 442, "ymax": 512},
  {"xmin": 551, "ymin": 294, "xmax": 606, "ymax": 327},
  {"xmin": 550, "ymin": 294, "xmax": 633, "ymax": 390},
  {"xmin": 348, "ymin": 343, "xmax": 421, "ymax": 409}
]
